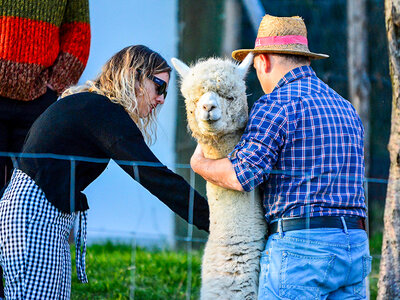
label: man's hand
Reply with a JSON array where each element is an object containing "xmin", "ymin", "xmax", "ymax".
[
  {"xmin": 190, "ymin": 144, "xmax": 205, "ymax": 174},
  {"xmin": 190, "ymin": 144, "xmax": 244, "ymax": 191}
]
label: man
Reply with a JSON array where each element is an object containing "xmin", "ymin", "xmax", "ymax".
[
  {"xmin": 191, "ymin": 15, "xmax": 371, "ymax": 299},
  {"xmin": 0, "ymin": 1, "xmax": 90, "ymax": 297}
]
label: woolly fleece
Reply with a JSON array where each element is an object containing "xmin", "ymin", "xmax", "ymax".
[{"xmin": 172, "ymin": 56, "xmax": 267, "ymax": 300}]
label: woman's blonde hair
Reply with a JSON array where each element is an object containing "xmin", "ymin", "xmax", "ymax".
[{"xmin": 62, "ymin": 45, "xmax": 171, "ymax": 144}]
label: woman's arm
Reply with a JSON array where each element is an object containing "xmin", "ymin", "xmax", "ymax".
[{"xmin": 103, "ymin": 120, "xmax": 210, "ymax": 232}]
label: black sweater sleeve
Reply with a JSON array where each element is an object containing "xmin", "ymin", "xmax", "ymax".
[
  {"xmin": 103, "ymin": 122, "xmax": 210, "ymax": 233},
  {"xmin": 17, "ymin": 92, "xmax": 209, "ymax": 230},
  {"xmin": 20, "ymin": 92, "xmax": 209, "ymax": 231}
]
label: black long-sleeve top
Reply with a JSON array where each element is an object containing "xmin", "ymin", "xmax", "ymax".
[{"xmin": 18, "ymin": 92, "xmax": 209, "ymax": 232}]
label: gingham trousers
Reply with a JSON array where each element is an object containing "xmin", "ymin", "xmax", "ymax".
[{"xmin": 0, "ymin": 169, "xmax": 87, "ymax": 299}]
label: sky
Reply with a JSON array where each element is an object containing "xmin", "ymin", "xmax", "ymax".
[{"xmin": 80, "ymin": 0, "xmax": 182, "ymax": 245}]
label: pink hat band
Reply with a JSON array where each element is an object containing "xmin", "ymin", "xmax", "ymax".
[
  {"xmin": 255, "ymin": 35, "xmax": 308, "ymax": 48},
  {"xmin": 231, "ymin": 15, "xmax": 329, "ymax": 61}
]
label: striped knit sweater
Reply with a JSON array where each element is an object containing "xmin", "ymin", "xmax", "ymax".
[{"xmin": 0, "ymin": 0, "xmax": 91, "ymax": 101}]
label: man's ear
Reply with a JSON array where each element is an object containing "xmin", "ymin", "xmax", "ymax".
[{"xmin": 258, "ymin": 54, "xmax": 271, "ymax": 74}]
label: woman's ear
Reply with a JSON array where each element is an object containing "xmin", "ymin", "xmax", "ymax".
[{"xmin": 134, "ymin": 77, "xmax": 145, "ymax": 98}]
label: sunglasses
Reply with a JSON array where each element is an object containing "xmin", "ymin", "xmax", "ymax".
[{"xmin": 137, "ymin": 70, "xmax": 168, "ymax": 99}]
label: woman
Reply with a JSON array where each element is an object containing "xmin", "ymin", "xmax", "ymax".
[{"xmin": 0, "ymin": 45, "xmax": 209, "ymax": 299}]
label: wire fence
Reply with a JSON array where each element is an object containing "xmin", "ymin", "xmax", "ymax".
[{"xmin": 0, "ymin": 152, "xmax": 386, "ymax": 299}]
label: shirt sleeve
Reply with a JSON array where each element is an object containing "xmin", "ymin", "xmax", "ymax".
[
  {"xmin": 228, "ymin": 99, "xmax": 287, "ymax": 192},
  {"xmin": 102, "ymin": 121, "xmax": 210, "ymax": 233},
  {"xmin": 48, "ymin": 0, "xmax": 91, "ymax": 94}
]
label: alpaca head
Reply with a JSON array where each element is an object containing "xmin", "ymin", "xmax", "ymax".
[{"xmin": 171, "ymin": 54, "xmax": 253, "ymax": 141}]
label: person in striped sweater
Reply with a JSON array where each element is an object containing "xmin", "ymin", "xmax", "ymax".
[
  {"xmin": 0, "ymin": 1, "xmax": 90, "ymax": 298},
  {"xmin": 0, "ymin": 0, "xmax": 91, "ymax": 185}
]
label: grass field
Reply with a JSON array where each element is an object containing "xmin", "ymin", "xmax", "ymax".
[
  {"xmin": 71, "ymin": 243, "xmax": 202, "ymax": 299},
  {"xmin": 369, "ymin": 232, "xmax": 383, "ymax": 300},
  {"xmin": 71, "ymin": 233, "xmax": 383, "ymax": 299}
]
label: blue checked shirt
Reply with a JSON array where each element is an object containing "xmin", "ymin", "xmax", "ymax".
[{"xmin": 228, "ymin": 66, "xmax": 366, "ymax": 224}]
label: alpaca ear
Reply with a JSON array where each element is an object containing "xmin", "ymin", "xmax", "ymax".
[
  {"xmin": 171, "ymin": 58, "xmax": 190, "ymax": 78},
  {"xmin": 237, "ymin": 53, "xmax": 254, "ymax": 79}
]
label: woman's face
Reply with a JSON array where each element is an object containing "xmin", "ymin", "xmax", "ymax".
[{"xmin": 137, "ymin": 72, "xmax": 170, "ymax": 118}]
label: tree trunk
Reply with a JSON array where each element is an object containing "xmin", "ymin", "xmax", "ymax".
[
  {"xmin": 175, "ymin": 0, "xmax": 225, "ymax": 249},
  {"xmin": 347, "ymin": 0, "xmax": 371, "ymax": 177},
  {"xmin": 378, "ymin": 0, "xmax": 400, "ymax": 298},
  {"xmin": 222, "ymin": 0, "xmax": 241, "ymax": 58},
  {"xmin": 241, "ymin": 0, "xmax": 265, "ymax": 33}
]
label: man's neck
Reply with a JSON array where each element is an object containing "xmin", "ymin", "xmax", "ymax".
[{"xmin": 266, "ymin": 63, "xmax": 309, "ymax": 94}]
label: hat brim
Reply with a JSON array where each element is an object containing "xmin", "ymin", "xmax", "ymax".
[{"xmin": 232, "ymin": 48, "xmax": 329, "ymax": 61}]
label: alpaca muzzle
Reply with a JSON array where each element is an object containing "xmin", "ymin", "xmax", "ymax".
[{"xmin": 198, "ymin": 92, "xmax": 222, "ymax": 122}]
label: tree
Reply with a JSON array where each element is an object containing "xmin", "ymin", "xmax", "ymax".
[
  {"xmin": 347, "ymin": 0, "xmax": 371, "ymax": 176},
  {"xmin": 222, "ymin": 0, "xmax": 242, "ymax": 57},
  {"xmin": 378, "ymin": 0, "xmax": 400, "ymax": 298},
  {"xmin": 175, "ymin": 0, "xmax": 225, "ymax": 248}
]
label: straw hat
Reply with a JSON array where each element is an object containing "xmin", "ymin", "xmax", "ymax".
[{"xmin": 232, "ymin": 15, "xmax": 329, "ymax": 61}]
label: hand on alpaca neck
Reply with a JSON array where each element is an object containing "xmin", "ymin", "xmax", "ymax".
[{"xmin": 196, "ymin": 131, "xmax": 243, "ymax": 159}]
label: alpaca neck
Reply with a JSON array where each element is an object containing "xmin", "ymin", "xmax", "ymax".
[{"xmin": 198, "ymin": 130, "xmax": 243, "ymax": 159}]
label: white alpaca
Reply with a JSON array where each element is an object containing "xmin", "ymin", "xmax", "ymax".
[{"xmin": 171, "ymin": 54, "xmax": 267, "ymax": 300}]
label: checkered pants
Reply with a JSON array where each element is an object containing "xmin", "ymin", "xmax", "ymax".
[{"xmin": 0, "ymin": 169, "xmax": 87, "ymax": 299}]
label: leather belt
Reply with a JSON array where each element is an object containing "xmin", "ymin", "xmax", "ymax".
[{"xmin": 268, "ymin": 216, "xmax": 366, "ymax": 236}]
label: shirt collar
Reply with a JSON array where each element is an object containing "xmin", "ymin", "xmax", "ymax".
[{"xmin": 273, "ymin": 65, "xmax": 316, "ymax": 92}]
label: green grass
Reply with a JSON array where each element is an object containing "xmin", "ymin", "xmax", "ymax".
[
  {"xmin": 71, "ymin": 234, "xmax": 383, "ymax": 300},
  {"xmin": 369, "ymin": 232, "xmax": 383, "ymax": 300},
  {"xmin": 71, "ymin": 242, "xmax": 202, "ymax": 300}
]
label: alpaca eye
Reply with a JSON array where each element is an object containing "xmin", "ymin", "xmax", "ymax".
[{"xmin": 226, "ymin": 96, "xmax": 234, "ymax": 101}]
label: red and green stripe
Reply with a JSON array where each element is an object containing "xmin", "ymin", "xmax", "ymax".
[
  {"xmin": 0, "ymin": 0, "xmax": 90, "ymax": 66},
  {"xmin": 0, "ymin": 0, "xmax": 89, "ymax": 25},
  {"xmin": 0, "ymin": 0, "xmax": 90, "ymax": 100}
]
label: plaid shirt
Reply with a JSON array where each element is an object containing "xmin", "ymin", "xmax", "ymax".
[{"xmin": 228, "ymin": 66, "xmax": 366, "ymax": 224}]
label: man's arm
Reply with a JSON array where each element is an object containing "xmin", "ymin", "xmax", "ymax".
[{"xmin": 190, "ymin": 144, "xmax": 244, "ymax": 191}]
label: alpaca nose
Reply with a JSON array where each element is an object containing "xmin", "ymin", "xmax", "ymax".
[{"xmin": 203, "ymin": 103, "xmax": 216, "ymax": 112}]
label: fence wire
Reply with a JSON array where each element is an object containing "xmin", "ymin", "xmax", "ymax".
[{"xmin": 0, "ymin": 152, "xmax": 386, "ymax": 299}]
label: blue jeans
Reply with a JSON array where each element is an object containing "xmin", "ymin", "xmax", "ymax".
[{"xmin": 258, "ymin": 223, "xmax": 372, "ymax": 299}]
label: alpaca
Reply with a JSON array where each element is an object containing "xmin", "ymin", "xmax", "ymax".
[{"xmin": 171, "ymin": 54, "xmax": 267, "ymax": 300}]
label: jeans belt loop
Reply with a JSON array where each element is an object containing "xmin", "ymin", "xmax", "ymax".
[
  {"xmin": 340, "ymin": 216, "xmax": 348, "ymax": 234},
  {"xmin": 278, "ymin": 219, "xmax": 284, "ymax": 238}
]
